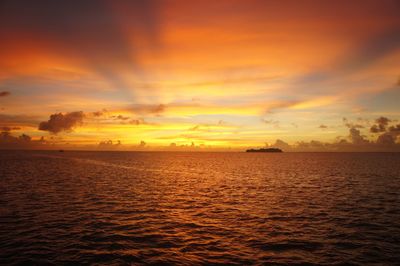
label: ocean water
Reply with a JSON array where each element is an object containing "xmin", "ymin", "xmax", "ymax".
[{"xmin": 0, "ymin": 151, "xmax": 399, "ymax": 265}]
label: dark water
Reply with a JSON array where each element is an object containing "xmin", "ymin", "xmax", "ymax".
[{"xmin": 1, "ymin": 151, "xmax": 400, "ymax": 265}]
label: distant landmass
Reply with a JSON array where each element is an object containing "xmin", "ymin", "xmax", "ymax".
[{"xmin": 246, "ymin": 148, "xmax": 283, "ymax": 153}]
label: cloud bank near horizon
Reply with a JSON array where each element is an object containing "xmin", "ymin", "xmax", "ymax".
[{"xmin": 1, "ymin": 115, "xmax": 399, "ymax": 151}]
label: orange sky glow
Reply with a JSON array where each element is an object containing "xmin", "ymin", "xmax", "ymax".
[{"xmin": 0, "ymin": 0, "xmax": 400, "ymax": 151}]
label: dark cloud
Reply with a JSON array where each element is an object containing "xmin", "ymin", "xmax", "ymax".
[
  {"xmin": 0, "ymin": 131, "xmax": 48, "ymax": 149},
  {"xmin": 370, "ymin": 125, "xmax": 380, "ymax": 133},
  {"xmin": 376, "ymin": 116, "xmax": 391, "ymax": 126},
  {"xmin": 39, "ymin": 111, "xmax": 85, "ymax": 134},
  {"xmin": 370, "ymin": 116, "xmax": 391, "ymax": 133},
  {"xmin": 376, "ymin": 133, "xmax": 396, "ymax": 146},
  {"xmin": 263, "ymin": 117, "xmax": 400, "ymax": 152},
  {"xmin": 367, "ymin": 117, "xmax": 400, "ymax": 146},
  {"xmin": 351, "ymin": 119, "xmax": 397, "ymax": 148},
  {"xmin": 389, "ymin": 124, "xmax": 400, "ymax": 133},
  {"xmin": 0, "ymin": 91, "xmax": 10, "ymax": 97},
  {"xmin": 319, "ymin": 124, "xmax": 328, "ymax": 129},
  {"xmin": 349, "ymin": 127, "xmax": 369, "ymax": 145}
]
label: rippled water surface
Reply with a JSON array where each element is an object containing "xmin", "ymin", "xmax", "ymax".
[{"xmin": 1, "ymin": 151, "xmax": 400, "ymax": 265}]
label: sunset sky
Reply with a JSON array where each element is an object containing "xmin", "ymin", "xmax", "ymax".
[{"xmin": 1, "ymin": 0, "xmax": 399, "ymax": 151}]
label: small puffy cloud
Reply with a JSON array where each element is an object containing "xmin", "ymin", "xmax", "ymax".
[
  {"xmin": 370, "ymin": 125, "xmax": 380, "ymax": 133},
  {"xmin": 376, "ymin": 116, "xmax": 390, "ymax": 124},
  {"xmin": 39, "ymin": 111, "xmax": 85, "ymax": 134},
  {"xmin": 370, "ymin": 116, "xmax": 391, "ymax": 133},
  {"xmin": 389, "ymin": 124, "xmax": 400, "ymax": 133},
  {"xmin": 98, "ymin": 140, "xmax": 121, "ymax": 150},
  {"xmin": 0, "ymin": 91, "xmax": 10, "ymax": 97}
]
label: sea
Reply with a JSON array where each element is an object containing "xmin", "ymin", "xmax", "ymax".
[{"xmin": 1, "ymin": 151, "xmax": 399, "ymax": 265}]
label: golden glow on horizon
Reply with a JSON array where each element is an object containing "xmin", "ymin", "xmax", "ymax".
[{"xmin": 0, "ymin": 0, "xmax": 400, "ymax": 151}]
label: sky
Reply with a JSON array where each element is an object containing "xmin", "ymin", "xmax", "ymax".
[{"xmin": 0, "ymin": 0, "xmax": 400, "ymax": 151}]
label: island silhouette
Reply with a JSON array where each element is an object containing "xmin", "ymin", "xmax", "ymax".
[{"xmin": 246, "ymin": 148, "xmax": 283, "ymax": 153}]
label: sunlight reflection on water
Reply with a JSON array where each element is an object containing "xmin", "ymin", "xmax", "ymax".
[{"xmin": 1, "ymin": 151, "xmax": 400, "ymax": 265}]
